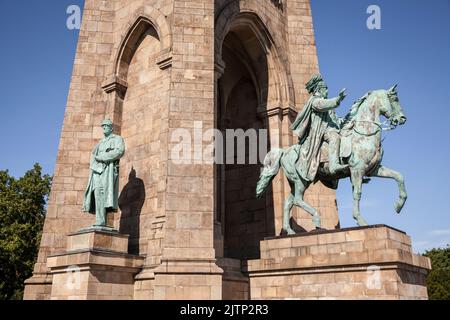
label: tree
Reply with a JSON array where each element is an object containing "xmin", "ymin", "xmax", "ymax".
[
  {"xmin": 423, "ymin": 246, "xmax": 450, "ymax": 300},
  {"xmin": 0, "ymin": 164, "xmax": 51, "ymax": 300}
]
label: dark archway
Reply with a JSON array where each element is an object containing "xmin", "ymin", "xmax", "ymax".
[{"xmin": 217, "ymin": 21, "xmax": 275, "ymax": 260}]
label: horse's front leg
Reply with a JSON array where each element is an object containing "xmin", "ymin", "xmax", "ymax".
[
  {"xmin": 350, "ymin": 169, "xmax": 368, "ymax": 226},
  {"xmin": 369, "ymin": 165, "xmax": 407, "ymax": 213}
]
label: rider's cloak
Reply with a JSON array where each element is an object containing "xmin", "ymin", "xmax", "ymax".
[{"xmin": 291, "ymin": 95, "xmax": 341, "ymax": 182}]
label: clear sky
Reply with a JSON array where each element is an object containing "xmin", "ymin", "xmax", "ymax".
[{"xmin": 0, "ymin": 1, "xmax": 448, "ymax": 252}]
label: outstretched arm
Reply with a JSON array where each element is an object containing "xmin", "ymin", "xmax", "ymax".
[
  {"xmin": 312, "ymin": 97, "xmax": 341, "ymax": 112},
  {"xmin": 312, "ymin": 89, "xmax": 346, "ymax": 113}
]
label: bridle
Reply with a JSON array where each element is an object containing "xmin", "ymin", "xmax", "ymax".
[
  {"xmin": 352, "ymin": 93, "xmax": 400, "ymax": 136},
  {"xmin": 352, "ymin": 120, "xmax": 397, "ymax": 136}
]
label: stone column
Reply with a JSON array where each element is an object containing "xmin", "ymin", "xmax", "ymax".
[
  {"xmin": 151, "ymin": 0, "xmax": 223, "ymax": 300},
  {"xmin": 214, "ymin": 58, "xmax": 226, "ymax": 259}
]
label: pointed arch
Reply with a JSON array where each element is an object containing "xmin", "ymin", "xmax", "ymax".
[
  {"xmin": 215, "ymin": 1, "xmax": 295, "ymax": 108},
  {"xmin": 114, "ymin": 6, "xmax": 172, "ymax": 80}
]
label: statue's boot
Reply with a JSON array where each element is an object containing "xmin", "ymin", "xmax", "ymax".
[{"xmin": 329, "ymin": 134, "xmax": 349, "ymax": 174}]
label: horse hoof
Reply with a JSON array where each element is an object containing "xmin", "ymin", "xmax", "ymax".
[
  {"xmin": 282, "ymin": 228, "xmax": 296, "ymax": 236},
  {"xmin": 313, "ymin": 217, "xmax": 322, "ymax": 229},
  {"xmin": 395, "ymin": 197, "xmax": 407, "ymax": 214},
  {"xmin": 354, "ymin": 216, "xmax": 368, "ymax": 227}
]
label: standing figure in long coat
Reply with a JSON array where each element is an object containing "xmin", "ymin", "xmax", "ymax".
[{"xmin": 82, "ymin": 119, "xmax": 125, "ymax": 227}]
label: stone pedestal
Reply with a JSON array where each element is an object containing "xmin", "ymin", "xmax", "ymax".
[
  {"xmin": 133, "ymin": 258, "xmax": 223, "ymax": 300},
  {"xmin": 46, "ymin": 229, "xmax": 144, "ymax": 300},
  {"xmin": 246, "ymin": 225, "xmax": 431, "ymax": 300}
]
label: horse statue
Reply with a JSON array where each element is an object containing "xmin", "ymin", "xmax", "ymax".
[{"xmin": 256, "ymin": 85, "xmax": 407, "ymax": 235}]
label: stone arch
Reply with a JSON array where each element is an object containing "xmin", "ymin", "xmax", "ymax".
[
  {"xmin": 215, "ymin": 1, "xmax": 294, "ymax": 107},
  {"xmin": 216, "ymin": 9, "xmax": 290, "ymax": 260},
  {"xmin": 102, "ymin": 7, "xmax": 172, "ymax": 133},
  {"xmin": 99, "ymin": 7, "xmax": 172, "ymax": 257},
  {"xmin": 114, "ymin": 7, "xmax": 172, "ymax": 80}
]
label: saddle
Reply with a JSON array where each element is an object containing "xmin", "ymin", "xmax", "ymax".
[{"xmin": 319, "ymin": 130, "xmax": 353, "ymax": 164}]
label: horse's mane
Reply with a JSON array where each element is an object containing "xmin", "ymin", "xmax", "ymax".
[{"xmin": 342, "ymin": 91, "xmax": 373, "ymax": 126}]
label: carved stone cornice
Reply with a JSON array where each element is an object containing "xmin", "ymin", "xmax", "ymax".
[
  {"xmin": 257, "ymin": 105, "xmax": 297, "ymax": 119},
  {"xmin": 156, "ymin": 50, "xmax": 173, "ymax": 70},
  {"xmin": 102, "ymin": 75, "xmax": 128, "ymax": 96},
  {"xmin": 214, "ymin": 59, "xmax": 226, "ymax": 79}
]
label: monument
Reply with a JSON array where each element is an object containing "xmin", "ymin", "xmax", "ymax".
[
  {"xmin": 24, "ymin": 0, "xmax": 430, "ymax": 300},
  {"xmin": 82, "ymin": 119, "xmax": 125, "ymax": 228}
]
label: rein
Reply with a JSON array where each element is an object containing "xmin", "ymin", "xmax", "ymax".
[{"xmin": 353, "ymin": 120, "xmax": 397, "ymax": 136}]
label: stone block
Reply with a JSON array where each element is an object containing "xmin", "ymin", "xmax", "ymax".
[
  {"xmin": 248, "ymin": 225, "xmax": 431, "ymax": 300},
  {"xmin": 67, "ymin": 229, "xmax": 129, "ymax": 254}
]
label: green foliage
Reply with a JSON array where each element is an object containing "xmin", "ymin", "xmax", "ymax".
[
  {"xmin": 423, "ymin": 246, "xmax": 450, "ymax": 300},
  {"xmin": 0, "ymin": 164, "xmax": 51, "ymax": 300}
]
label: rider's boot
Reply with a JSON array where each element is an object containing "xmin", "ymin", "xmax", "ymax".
[{"xmin": 329, "ymin": 133, "xmax": 349, "ymax": 175}]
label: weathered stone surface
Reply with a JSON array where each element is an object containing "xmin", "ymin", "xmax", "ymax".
[
  {"xmin": 46, "ymin": 229, "xmax": 144, "ymax": 300},
  {"xmin": 25, "ymin": 0, "xmax": 344, "ymax": 300},
  {"xmin": 246, "ymin": 225, "xmax": 431, "ymax": 300},
  {"xmin": 66, "ymin": 229, "xmax": 129, "ymax": 254}
]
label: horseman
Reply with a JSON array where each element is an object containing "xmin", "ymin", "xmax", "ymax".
[{"xmin": 291, "ymin": 74, "xmax": 348, "ymax": 183}]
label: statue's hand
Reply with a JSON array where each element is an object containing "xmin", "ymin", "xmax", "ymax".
[
  {"xmin": 95, "ymin": 156, "xmax": 104, "ymax": 163},
  {"xmin": 338, "ymin": 88, "xmax": 347, "ymax": 104}
]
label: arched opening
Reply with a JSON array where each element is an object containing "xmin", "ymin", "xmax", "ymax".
[
  {"xmin": 115, "ymin": 20, "xmax": 169, "ymax": 256},
  {"xmin": 217, "ymin": 17, "xmax": 276, "ymax": 260}
]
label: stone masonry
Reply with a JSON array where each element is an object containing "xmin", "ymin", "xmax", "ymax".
[
  {"xmin": 24, "ymin": 0, "xmax": 352, "ymax": 300},
  {"xmin": 246, "ymin": 225, "xmax": 431, "ymax": 300}
]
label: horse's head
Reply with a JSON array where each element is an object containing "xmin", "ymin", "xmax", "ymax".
[{"xmin": 381, "ymin": 85, "xmax": 407, "ymax": 127}]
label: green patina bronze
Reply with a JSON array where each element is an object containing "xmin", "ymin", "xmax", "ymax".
[
  {"xmin": 82, "ymin": 119, "xmax": 125, "ymax": 227},
  {"xmin": 257, "ymin": 74, "xmax": 407, "ymax": 235}
]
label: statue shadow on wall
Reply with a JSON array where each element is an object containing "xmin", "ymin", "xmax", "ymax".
[{"xmin": 118, "ymin": 168, "xmax": 145, "ymax": 255}]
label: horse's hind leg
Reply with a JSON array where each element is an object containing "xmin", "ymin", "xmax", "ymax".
[
  {"xmin": 351, "ymin": 169, "xmax": 368, "ymax": 226},
  {"xmin": 283, "ymin": 190, "xmax": 296, "ymax": 235},
  {"xmin": 293, "ymin": 180, "xmax": 322, "ymax": 229},
  {"xmin": 369, "ymin": 165, "xmax": 407, "ymax": 213}
]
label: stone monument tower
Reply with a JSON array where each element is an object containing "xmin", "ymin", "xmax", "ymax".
[{"xmin": 24, "ymin": 0, "xmax": 429, "ymax": 300}]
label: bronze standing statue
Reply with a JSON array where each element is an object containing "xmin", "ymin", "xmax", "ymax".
[
  {"xmin": 257, "ymin": 74, "xmax": 407, "ymax": 235},
  {"xmin": 82, "ymin": 120, "xmax": 125, "ymax": 228}
]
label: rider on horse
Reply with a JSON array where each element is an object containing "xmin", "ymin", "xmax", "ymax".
[{"xmin": 291, "ymin": 74, "xmax": 348, "ymax": 182}]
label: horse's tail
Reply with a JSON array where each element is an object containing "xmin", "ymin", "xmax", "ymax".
[{"xmin": 256, "ymin": 148, "xmax": 284, "ymax": 198}]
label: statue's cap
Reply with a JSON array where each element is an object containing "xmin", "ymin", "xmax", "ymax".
[
  {"xmin": 306, "ymin": 74, "xmax": 326, "ymax": 94},
  {"xmin": 101, "ymin": 119, "xmax": 113, "ymax": 127}
]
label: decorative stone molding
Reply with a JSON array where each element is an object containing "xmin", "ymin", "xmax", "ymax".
[
  {"xmin": 257, "ymin": 106, "xmax": 297, "ymax": 120},
  {"xmin": 215, "ymin": 59, "xmax": 226, "ymax": 79},
  {"xmin": 156, "ymin": 50, "xmax": 173, "ymax": 70},
  {"xmin": 270, "ymin": 0, "xmax": 284, "ymax": 10},
  {"xmin": 102, "ymin": 75, "xmax": 128, "ymax": 96}
]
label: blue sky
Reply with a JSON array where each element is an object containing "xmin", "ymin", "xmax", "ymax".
[{"xmin": 0, "ymin": 1, "xmax": 449, "ymax": 252}]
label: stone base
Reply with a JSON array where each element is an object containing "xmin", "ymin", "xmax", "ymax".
[
  {"xmin": 23, "ymin": 273, "xmax": 53, "ymax": 300},
  {"xmin": 245, "ymin": 225, "xmax": 431, "ymax": 300},
  {"xmin": 218, "ymin": 258, "xmax": 249, "ymax": 300},
  {"xmin": 134, "ymin": 259, "xmax": 224, "ymax": 300},
  {"xmin": 46, "ymin": 229, "xmax": 144, "ymax": 300}
]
